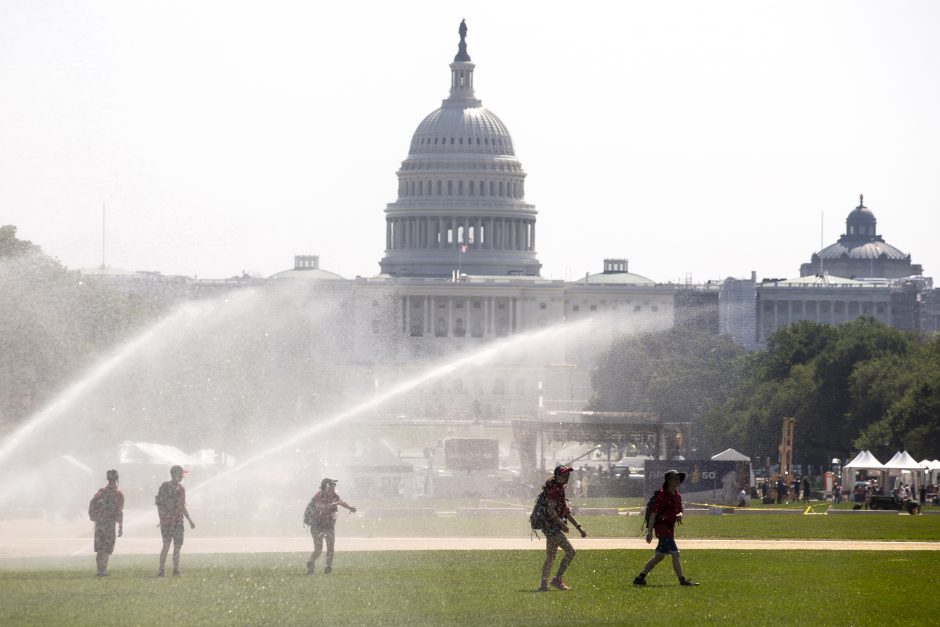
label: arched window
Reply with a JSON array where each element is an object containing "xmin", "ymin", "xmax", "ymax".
[
  {"xmin": 454, "ymin": 318, "xmax": 466, "ymax": 337},
  {"xmin": 459, "ymin": 137, "xmax": 463, "ymax": 145},
  {"xmin": 479, "ymin": 181, "xmax": 484, "ymax": 195},
  {"xmin": 437, "ymin": 180, "xmax": 442, "ymax": 195},
  {"xmin": 435, "ymin": 317, "xmax": 448, "ymax": 337},
  {"xmin": 419, "ymin": 180, "xmax": 423, "ymax": 195},
  {"xmin": 458, "ymin": 180, "xmax": 464, "ymax": 195},
  {"xmin": 499, "ymin": 182, "xmax": 504, "ymax": 196},
  {"xmin": 447, "ymin": 180, "xmax": 453, "ymax": 195},
  {"xmin": 489, "ymin": 181, "xmax": 495, "ymax": 195},
  {"xmin": 469, "ymin": 181, "xmax": 474, "ymax": 196}
]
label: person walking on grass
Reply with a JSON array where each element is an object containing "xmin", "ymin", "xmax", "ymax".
[
  {"xmin": 304, "ymin": 478, "xmax": 357, "ymax": 575},
  {"xmin": 537, "ymin": 465, "xmax": 587, "ymax": 592},
  {"xmin": 156, "ymin": 465, "xmax": 195, "ymax": 577},
  {"xmin": 89, "ymin": 469, "xmax": 124, "ymax": 577},
  {"xmin": 633, "ymin": 469, "xmax": 699, "ymax": 587}
]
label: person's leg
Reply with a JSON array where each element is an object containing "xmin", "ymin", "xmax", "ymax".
[
  {"xmin": 552, "ymin": 535, "xmax": 576, "ymax": 585},
  {"xmin": 642, "ymin": 551, "xmax": 665, "ymax": 574},
  {"xmin": 670, "ymin": 551, "xmax": 686, "ymax": 580},
  {"xmin": 540, "ymin": 536, "xmax": 559, "ymax": 589},
  {"xmin": 158, "ymin": 527, "xmax": 171, "ymax": 576},
  {"xmin": 172, "ymin": 527, "xmax": 183, "ymax": 575},
  {"xmin": 311, "ymin": 532, "xmax": 324, "ymax": 568},
  {"xmin": 635, "ymin": 537, "xmax": 668, "ymax": 585},
  {"xmin": 96, "ymin": 552, "xmax": 107, "ymax": 575},
  {"xmin": 324, "ymin": 529, "xmax": 336, "ymax": 573}
]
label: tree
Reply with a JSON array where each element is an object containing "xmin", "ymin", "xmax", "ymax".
[{"xmin": 590, "ymin": 327, "xmax": 746, "ymax": 455}]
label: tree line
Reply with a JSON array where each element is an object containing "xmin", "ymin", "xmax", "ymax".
[{"xmin": 589, "ymin": 318, "xmax": 940, "ymax": 467}]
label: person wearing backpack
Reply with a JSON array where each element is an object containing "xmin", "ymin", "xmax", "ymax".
[
  {"xmin": 304, "ymin": 478, "xmax": 357, "ymax": 575},
  {"xmin": 633, "ymin": 469, "xmax": 699, "ymax": 587},
  {"xmin": 536, "ymin": 465, "xmax": 586, "ymax": 592},
  {"xmin": 155, "ymin": 465, "xmax": 195, "ymax": 577},
  {"xmin": 88, "ymin": 469, "xmax": 124, "ymax": 577}
]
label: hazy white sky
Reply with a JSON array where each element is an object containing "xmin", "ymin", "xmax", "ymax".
[{"xmin": 2, "ymin": 1, "xmax": 938, "ymax": 283}]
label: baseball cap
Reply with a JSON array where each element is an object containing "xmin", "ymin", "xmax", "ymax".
[
  {"xmin": 553, "ymin": 465, "xmax": 573, "ymax": 477},
  {"xmin": 664, "ymin": 469, "xmax": 686, "ymax": 483},
  {"xmin": 320, "ymin": 477, "xmax": 338, "ymax": 489},
  {"xmin": 106, "ymin": 469, "xmax": 119, "ymax": 481}
]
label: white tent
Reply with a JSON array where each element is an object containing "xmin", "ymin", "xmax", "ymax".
[
  {"xmin": 921, "ymin": 459, "xmax": 940, "ymax": 485},
  {"xmin": 711, "ymin": 448, "xmax": 754, "ymax": 490},
  {"xmin": 842, "ymin": 450, "xmax": 885, "ymax": 488},
  {"xmin": 883, "ymin": 451, "xmax": 927, "ymax": 493},
  {"xmin": 711, "ymin": 448, "xmax": 751, "ymax": 461}
]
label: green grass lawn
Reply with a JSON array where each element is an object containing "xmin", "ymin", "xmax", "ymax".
[
  {"xmin": 1, "ymin": 550, "xmax": 938, "ymax": 626},
  {"xmin": 310, "ymin": 508, "xmax": 940, "ymax": 541}
]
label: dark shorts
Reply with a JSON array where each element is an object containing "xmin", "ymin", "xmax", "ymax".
[
  {"xmin": 161, "ymin": 522, "xmax": 185, "ymax": 545},
  {"xmin": 655, "ymin": 536, "xmax": 679, "ymax": 554},
  {"xmin": 94, "ymin": 523, "xmax": 117, "ymax": 554},
  {"xmin": 311, "ymin": 521, "xmax": 336, "ymax": 539}
]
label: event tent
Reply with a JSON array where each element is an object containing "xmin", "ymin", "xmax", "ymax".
[
  {"xmin": 710, "ymin": 448, "xmax": 754, "ymax": 487},
  {"xmin": 841, "ymin": 450, "xmax": 885, "ymax": 488},
  {"xmin": 883, "ymin": 451, "xmax": 926, "ymax": 492}
]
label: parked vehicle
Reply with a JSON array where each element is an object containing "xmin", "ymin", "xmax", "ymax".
[{"xmin": 868, "ymin": 495, "xmax": 920, "ymax": 514}]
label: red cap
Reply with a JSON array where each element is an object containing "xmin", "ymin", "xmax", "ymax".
[{"xmin": 554, "ymin": 465, "xmax": 573, "ymax": 476}]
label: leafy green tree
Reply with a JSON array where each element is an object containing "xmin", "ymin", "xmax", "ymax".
[{"xmin": 590, "ymin": 327, "xmax": 746, "ymax": 455}]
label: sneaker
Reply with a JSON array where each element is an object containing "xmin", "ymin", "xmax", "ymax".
[
  {"xmin": 306, "ymin": 561, "xmax": 314, "ymax": 575},
  {"xmin": 633, "ymin": 574, "xmax": 647, "ymax": 586},
  {"xmin": 550, "ymin": 578, "xmax": 570, "ymax": 591},
  {"xmin": 324, "ymin": 566, "xmax": 332, "ymax": 575},
  {"xmin": 172, "ymin": 570, "xmax": 181, "ymax": 577},
  {"xmin": 96, "ymin": 572, "xmax": 109, "ymax": 577},
  {"xmin": 537, "ymin": 583, "xmax": 549, "ymax": 592},
  {"xmin": 157, "ymin": 570, "xmax": 165, "ymax": 578},
  {"xmin": 679, "ymin": 578, "xmax": 699, "ymax": 586}
]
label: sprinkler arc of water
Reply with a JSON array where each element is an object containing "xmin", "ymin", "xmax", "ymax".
[
  {"xmin": 189, "ymin": 316, "xmax": 599, "ymax": 495},
  {"xmin": 0, "ymin": 295, "xmax": 258, "ymax": 468}
]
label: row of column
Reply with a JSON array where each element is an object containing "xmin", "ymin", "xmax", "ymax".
[
  {"xmin": 401, "ymin": 295, "xmax": 517, "ymax": 338},
  {"xmin": 757, "ymin": 298, "xmax": 888, "ymax": 342},
  {"xmin": 387, "ymin": 216, "xmax": 535, "ymax": 252}
]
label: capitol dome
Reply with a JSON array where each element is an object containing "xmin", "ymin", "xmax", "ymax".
[
  {"xmin": 379, "ymin": 20, "xmax": 540, "ymax": 278},
  {"xmin": 409, "ymin": 107, "xmax": 515, "ymax": 156}
]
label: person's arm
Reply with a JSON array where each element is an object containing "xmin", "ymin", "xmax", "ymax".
[
  {"xmin": 645, "ymin": 507, "xmax": 656, "ymax": 543},
  {"xmin": 546, "ymin": 499, "xmax": 568, "ymax": 532},
  {"xmin": 183, "ymin": 505, "xmax": 195, "ymax": 529},
  {"xmin": 338, "ymin": 500, "xmax": 357, "ymax": 513},
  {"xmin": 566, "ymin": 512, "xmax": 587, "ymax": 537},
  {"xmin": 117, "ymin": 493, "xmax": 124, "ymax": 537}
]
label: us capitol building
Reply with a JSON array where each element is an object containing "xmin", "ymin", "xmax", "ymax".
[{"xmin": 82, "ymin": 22, "xmax": 939, "ymax": 479}]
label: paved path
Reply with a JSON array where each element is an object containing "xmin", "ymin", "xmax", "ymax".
[{"xmin": 2, "ymin": 536, "xmax": 939, "ymax": 559}]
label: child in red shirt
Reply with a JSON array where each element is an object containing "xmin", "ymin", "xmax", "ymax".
[{"xmin": 633, "ymin": 469, "xmax": 699, "ymax": 586}]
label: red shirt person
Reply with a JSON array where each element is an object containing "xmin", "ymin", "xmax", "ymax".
[
  {"xmin": 305, "ymin": 478, "xmax": 356, "ymax": 575},
  {"xmin": 633, "ymin": 469, "xmax": 699, "ymax": 587},
  {"xmin": 156, "ymin": 465, "xmax": 195, "ymax": 577},
  {"xmin": 89, "ymin": 469, "xmax": 124, "ymax": 577},
  {"xmin": 537, "ymin": 465, "xmax": 587, "ymax": 592}
]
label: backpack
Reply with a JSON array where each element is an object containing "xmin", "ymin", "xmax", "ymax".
[
  {"xmin": 303, "ymin": 498, "xmax": 316, "ymax": 527},
  {"xmin": 155, "ymin": 482, "xmax": 179, "ymax": 518},
  {"xmin": 642, "ymin": 489, "xmax": 663, "ymax": 530},
  {"xmin": 88, "ymin": 490, "xmax": 103, "ymax": 522},
  {"xmin": 529, "ymin": 487, "xmax": 549, "ymax": 530}
]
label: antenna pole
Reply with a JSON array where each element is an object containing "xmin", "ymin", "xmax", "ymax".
[{"xmin": 819, "ymin": 212, "xmax": 824, "ymax": 276}]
